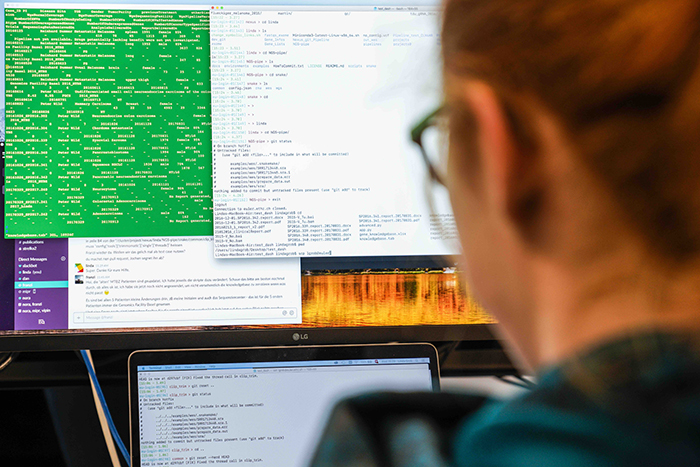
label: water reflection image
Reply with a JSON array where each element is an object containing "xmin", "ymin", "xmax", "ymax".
[{"xmin": 300, "ymin": 272, "xmax": 494, "ymax": 328}]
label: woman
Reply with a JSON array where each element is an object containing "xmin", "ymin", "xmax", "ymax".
[{"xmin": 311, "ymin": 0, "xmax": 700, "ymax": 465}]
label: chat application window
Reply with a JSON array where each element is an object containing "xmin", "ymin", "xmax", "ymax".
[
  {"xmin": 7, "ymin": 3, "xmax": 304, "ymax": 331},
  {"xmin": 67, "ymin": 236, "xmax": 301, "ymax": 328}
]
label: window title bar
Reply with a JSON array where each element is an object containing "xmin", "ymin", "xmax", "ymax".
[
  {"xmin": 138, "ymin": 357, "xmax": 430, "ymax": 372},
  {"xmin": 6, "ymin": 1, "xmax": 439, "ymax": 9}
]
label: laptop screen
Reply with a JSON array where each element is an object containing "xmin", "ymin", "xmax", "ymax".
[{"xmin": 133, "ymin": 350, "xmax": 436, "ymax": 466}]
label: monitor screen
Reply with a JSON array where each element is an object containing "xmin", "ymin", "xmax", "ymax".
[{"xmin": 0, "ymin": 0, "xmax": 495, "ymax": 351}]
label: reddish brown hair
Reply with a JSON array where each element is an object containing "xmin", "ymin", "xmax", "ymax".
[{"xmin": 443, "ymin": 0, "xmax": 700, "ymax": 263}]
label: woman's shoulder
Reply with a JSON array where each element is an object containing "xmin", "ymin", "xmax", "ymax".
[{"xmin": 455, "ymin": 331, "xmax": 700, "ymax": 467}]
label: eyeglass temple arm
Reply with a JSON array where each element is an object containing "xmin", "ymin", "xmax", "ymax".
[{"xmin": 410, "ymin": 106, "xmax": 443, "ymax": 145}]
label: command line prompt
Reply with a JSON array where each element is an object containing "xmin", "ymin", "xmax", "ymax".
[{"xmin": 4, "ymin": 8, "xmax": 213, "ymax": 238}]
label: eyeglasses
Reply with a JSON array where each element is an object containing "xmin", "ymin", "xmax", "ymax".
[
  {"xmin": 410, "ymin": 105, "xmax": 448, "ymax": 187},
  {"xmin": 410, "ymin": 106, "xmax": 461, "ymax": 255}
]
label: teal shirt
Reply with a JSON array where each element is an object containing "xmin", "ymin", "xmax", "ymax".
[
  {"xmin": 310, "ymin": 332, "xmax": 700, "ymax": 466},
  {"xmin": 454, "ymin": 332, "xmax": 700, "ymax": 466}
]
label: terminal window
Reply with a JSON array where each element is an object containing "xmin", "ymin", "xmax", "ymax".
[
  {"xmin": 4, "ymin": 8, "xmax": 213, "ymax": 238},
  {"xmin": 210, "ymin": 7, "xmax": 457, "ymax": 258}
]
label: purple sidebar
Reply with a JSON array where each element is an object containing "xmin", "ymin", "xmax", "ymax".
[{"xmin": 14, "ymin": 239, "xmax": 69, "ymax": 331}]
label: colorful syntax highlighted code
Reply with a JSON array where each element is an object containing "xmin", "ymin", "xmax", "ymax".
[{"xmin": 4, "ymin": 9, "xmax": 213, "ymax": 238}]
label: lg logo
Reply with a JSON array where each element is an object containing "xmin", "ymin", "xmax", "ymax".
[{"xmin": 292, "ymin": 332, "xmax": 309, "ymax": 341}]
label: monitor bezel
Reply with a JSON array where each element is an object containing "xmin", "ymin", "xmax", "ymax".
[{"xmin": 0, "ymin": 323, "xmax": 496, "ymax": 351}]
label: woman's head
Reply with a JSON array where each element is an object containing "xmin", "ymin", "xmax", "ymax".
[{"xmin": 441, "ymin": 0, "xmax": 700, "ymax": 365}]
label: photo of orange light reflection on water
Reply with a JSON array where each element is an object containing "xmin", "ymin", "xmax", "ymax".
[{"xmin": 297, "ymin": 272, "xmax": 495, "ymax": 328}]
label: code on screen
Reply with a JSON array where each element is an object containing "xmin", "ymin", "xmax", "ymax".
[{"xmin": 4, "ymin": 9, "xmax": 213, "ymax": 238}]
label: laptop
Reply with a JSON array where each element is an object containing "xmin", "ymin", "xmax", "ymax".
[{"xmin": 129, "ymin": 344, "xmax": 440, "ymax": 467}]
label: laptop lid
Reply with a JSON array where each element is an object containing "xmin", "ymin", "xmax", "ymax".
[{"xmin": 129, "ymin": 343, "xmax": 439, "ymax": 467}]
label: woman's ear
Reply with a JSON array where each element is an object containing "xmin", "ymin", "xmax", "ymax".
[{"xmin": 459, "ymin": 81, "xmax": 545, "ymax": 244}]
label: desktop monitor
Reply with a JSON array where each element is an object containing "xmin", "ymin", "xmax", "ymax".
[{"xmin": 0, "ymin": 0, "xmax": 496, "ymax": 351}]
